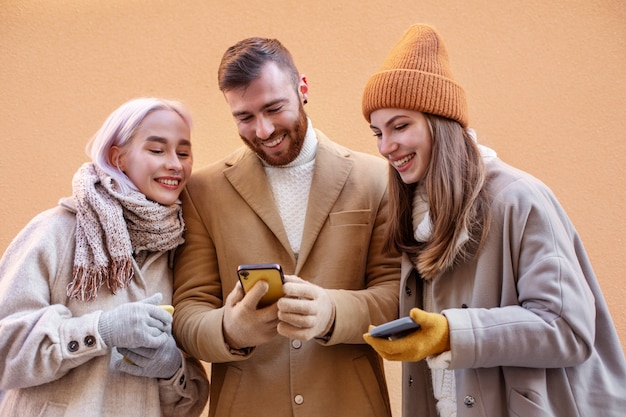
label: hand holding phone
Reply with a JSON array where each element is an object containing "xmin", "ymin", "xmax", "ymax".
[
  {"xmin": 369, "ymin": 316, "xmax": 421, "ymax": 340},
  {"xmin": 223, "ymin": 265, "xmax": 283, "ymax": 349},
  {"xmin": 123, "ymin": 304, "xmax": 174, "ymax": 365},
  {"xmin": 364, "ymin": 309, "xmax": 449, "ymax": 362},
  {"xmin": 237, "ymin": 263, "xmax": 285, "ymax": 308}
]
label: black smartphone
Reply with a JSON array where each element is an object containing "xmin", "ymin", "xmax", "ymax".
[
  {"xmin": 369, "ymin": 316, "xmax": 421, "ymax": 340},
  {"xmin": 237, "ymin": 263, "xmax": 285, "ymax": 308}
]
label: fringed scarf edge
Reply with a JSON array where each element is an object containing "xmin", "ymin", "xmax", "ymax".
[{"xmin": 67, "ymin": 258, "xmax": 134, "ymax": 302}]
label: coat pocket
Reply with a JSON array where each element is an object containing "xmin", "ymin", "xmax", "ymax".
[
  {"xmin": 354, "ymin": 355, "xmax": 391, "ymax": 417},
  {"xmin": 212, "ymin": 366, "xmax": 242, "ymax": 417},
  {"xmin": 38, "ymin": 401, "xmax": 68, "ymax": 417},
  {"xmin": 329, "ymin": 209, "xmax": 371, "ymax": 226},
  {"xmin": 508, "ymin": 388, "xmax": 553, "ymax": 417}
]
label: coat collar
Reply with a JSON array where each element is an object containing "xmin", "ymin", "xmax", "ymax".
[{"xmin": 222, "ymin": 129, "xmax": 354, "ymax": 268}]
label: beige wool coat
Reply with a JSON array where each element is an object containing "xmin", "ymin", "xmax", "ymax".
[
  {"xmin": 400, "ymin": 158, "xmax": 626, "ymax": 417},
  {"xmin": 0, "ymin": 200, "xmax": 209, "ymax": 417},
  {"xmin": 173, "ymin": 130, "xmax": 401, "ymax": 417}
]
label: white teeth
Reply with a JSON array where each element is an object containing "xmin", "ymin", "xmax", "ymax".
[
  {"xmin": 265, "ymin": 135, "xmax": 284, "ymax": 147},
  {"xmin": 392, "ymin": 154, "xmax": 414, "ymax": 167},
  {"xmin": 158, "ymin": 179, "xmax": 179, "ymax": 186}
]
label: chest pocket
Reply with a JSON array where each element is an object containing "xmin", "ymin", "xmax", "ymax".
[{"xmin": 329, "ymin": 209, "xmax": 371, "ymax": 226}]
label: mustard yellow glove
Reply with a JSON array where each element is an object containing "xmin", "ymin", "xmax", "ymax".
[{"xmin": 363, "ymin": 308, "xmax": 450, "ymax": 362}]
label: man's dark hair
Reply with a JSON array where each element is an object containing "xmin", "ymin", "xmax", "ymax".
[{"xmin": 218, "ymin": 37, "xmax": 300, "ymax": 92}]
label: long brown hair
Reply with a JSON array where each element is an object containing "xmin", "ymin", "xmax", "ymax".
[{"xmin": 382, "ymin": 114, "xmax": 491, "ymax": 279}]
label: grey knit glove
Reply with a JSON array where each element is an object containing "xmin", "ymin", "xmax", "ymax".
[
  {"xmin": 116, "ymin": 336, "xmax": 182, "ymax": 379},
  {"xmin": 98, "ymin": 293, "xmax": 172, "ymax": 350}
]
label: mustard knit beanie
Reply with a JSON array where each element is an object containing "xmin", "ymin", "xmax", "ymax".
[{"xmin": 362, "ymin": 24, "xmax": 468, "ymax": 127}]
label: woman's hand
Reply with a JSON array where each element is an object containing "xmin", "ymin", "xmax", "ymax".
[{"xmin": 363, "ymin": 308, "xmax": 450, "ymax": 362}]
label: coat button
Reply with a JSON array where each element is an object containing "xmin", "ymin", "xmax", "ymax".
[
  {"xmin": 84, "ymin": 335, "xmax": 96, "ymax": 347},
  {"xmin": 464, "ymin": 395, "xmax": 476, "ymax": 408},
  {"xmin": 408, "ymin": 375, "xmax": 414, "ymax": 387},
  {"xmin": 68, "ymin": 340, "xmax": 79, "ymax": 352},
  {"xmin": 294, "ymin": 394, "xmax": 304, "ymax": 405},
  {"xmin": 405, "ymin": 286, "xmax": 412, "ymax": 296},
  {"xmin": 291, "ymin": 339, "xmax": 302, "ymax": 349}
]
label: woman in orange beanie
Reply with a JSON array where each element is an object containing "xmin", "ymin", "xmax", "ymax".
[{"xmin": 362, "ymin": 24, "xmax": 626, "ymax": 417}]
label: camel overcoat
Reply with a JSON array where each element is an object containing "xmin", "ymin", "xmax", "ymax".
[{"xmin": 173, "ymin": 130, "xmax": 401, "ymax": 417}]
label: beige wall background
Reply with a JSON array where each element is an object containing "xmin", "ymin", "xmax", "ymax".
[{"xmin": 1, "ymin": 1, "xmax": 624, "ymax": 415}]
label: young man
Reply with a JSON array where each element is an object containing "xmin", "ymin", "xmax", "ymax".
[{"xmin": 172, "ymin": 37, "xmax": 400, "ymax": 417}]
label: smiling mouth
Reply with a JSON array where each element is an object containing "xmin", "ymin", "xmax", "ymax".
[
  {"xmin": 157, "ymin": 179, "xmax": 180, "ymax": 186},
  {"xmin": 392, "ymin": 153, "xmax": 415, "ymax": 168},
  {"xmin": 263, "ymin": 134, "xmax": 285, "ymax": 148}
]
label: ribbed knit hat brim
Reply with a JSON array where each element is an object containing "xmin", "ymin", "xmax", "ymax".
[{"xmin": 362, "ymin": 24, "xmax": 468, "ymax": 127}]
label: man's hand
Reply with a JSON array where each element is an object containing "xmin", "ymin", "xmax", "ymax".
[
  {"xmin": 223, "ymin": 281, "xmax": 279, "ymax": 350},
  {"xmin": 277, "ymin": 275, "xmax": 335, "ymax": 341}
]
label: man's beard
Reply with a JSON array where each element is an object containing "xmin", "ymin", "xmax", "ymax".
[{"xmin": 241, "ymin": 105, "xmax": 308, "ymax": 166}]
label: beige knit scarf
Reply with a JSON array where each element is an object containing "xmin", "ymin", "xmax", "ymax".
[{"xmin": 67, "ymin": 162, "xmax": 185, "ymax": 301}]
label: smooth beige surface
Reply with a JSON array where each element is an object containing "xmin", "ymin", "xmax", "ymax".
[{"xmin": 1, "ymin": 1, "xmax": 624, "ymax": 415}]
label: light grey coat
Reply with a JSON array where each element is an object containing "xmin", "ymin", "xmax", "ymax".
[
  {"xmin": 401, "ymin": 158, "xmax": 626, "ymax": 417},
  {"xmin": 0, "ymin": 200, "xmax": 209, "ymax": 417}
]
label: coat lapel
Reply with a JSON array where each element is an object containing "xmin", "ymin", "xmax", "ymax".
[
  {"xmin": 297, "ymin": 131, "xmax": 353, "ymax": 268},
  {"xmin": 222, "ymin": 132, "xmax": 353, "ymax": 268},
  {"xmin": 223, "ymin": 150, "xmax": 293, "ymax": 254}
]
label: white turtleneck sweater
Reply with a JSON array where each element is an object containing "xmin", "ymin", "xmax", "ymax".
[{"xmin": 262, "ymin": 118, "xmax": 317, "ymax": 257}]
